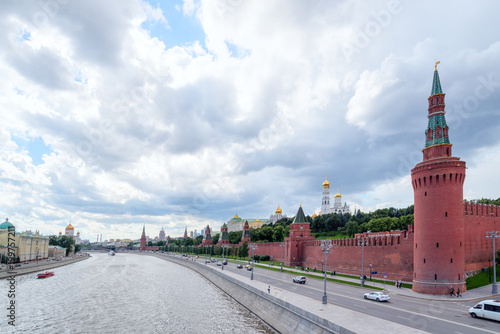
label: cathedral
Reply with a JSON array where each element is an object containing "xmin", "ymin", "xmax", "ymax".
[{"xmin": 318, "ymin": 176, "xmax": 350, "ymax": 215}]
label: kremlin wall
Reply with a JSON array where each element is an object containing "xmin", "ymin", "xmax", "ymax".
[{"xmin": 229, "ymin": 64, "xmax": 500, "ymax": 295}]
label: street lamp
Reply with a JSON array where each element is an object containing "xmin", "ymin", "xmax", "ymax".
[
  {"xmin": 489, "ymin": 259, "xmax": 491, "ymax": 282},
  {"xmin": 279, "ymin": 242, "xmax": 285, "ymax": 272},
  {"xmin": 357, "ymin": 237, "xmax": 368, "ymax": 287},
  {"xmin": 250, "ymin": 243, "xmax": 257, "ymax": 280},
  {"xmin": 205, "ymin": 245, "xmax": 208, "ymax": 265},
  {"xmin": 221, "ymin": 245, "xmax": 226, "ymax": 270},
  {"xmin": 321, "ymin": 240, "xmax": 332, "ymax": 304},
  {"xmin": 486, "ymin": 231, "xmax": 500, "ymax": 294},
  {"xmin": 369, "ymin": 264, "xmax": 373, "ymax": 281}
]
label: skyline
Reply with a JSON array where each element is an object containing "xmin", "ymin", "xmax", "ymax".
[{"xmin": 1, "ymin": 0, "xmax": 500, "ymax": 240}]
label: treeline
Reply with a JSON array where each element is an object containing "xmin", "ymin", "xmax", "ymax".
[
  {"xmin": 470, "ymin": 198, "xmax": 500, "ymax": 206},
  {"xmin": 49, "ymin": 235, "xmax": 81, "ymax": 256}
]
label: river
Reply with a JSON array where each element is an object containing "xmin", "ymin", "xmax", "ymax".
[{"xmin": 1, "ymin": 252, "xmax": 274, "ymax": 333}]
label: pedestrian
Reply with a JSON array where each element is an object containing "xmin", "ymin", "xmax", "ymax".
[
  {"xmin": 268, "ymin": 286, "xmax": 270, "ymax": 294},
  {"xmin": 450, "ymin": 286, "xmax": 455, "ymax": 297},
  {"xmin": 456, "ymin": 288, "xmax": 461, "ymax": 297},
  {"xmin": 399, "ymin": 280, "xmax": 402, "ymax": 288}
]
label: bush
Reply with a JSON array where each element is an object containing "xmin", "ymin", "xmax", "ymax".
[{"xmin": 260, "ymin": 255, "xmax": 270, "ymax": 261}]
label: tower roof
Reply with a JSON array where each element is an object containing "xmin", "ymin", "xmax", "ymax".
[
  {"xmin": 430, "ymin": 62, "xmax": 442, "ymax": 96},
  {"xmin": 275, "ymin": 205, "xmax": 282, "ymax": 214},
  {"xmin": 0, "ymin": 218, "xmax": 14, "ymax": 230},
  {"xmin": 322, "ymin": 175, "xmax": 330, "ymax": 188},
  {"xmin": 66, "ymin": 223, "xmax": 74, "ymax": 230},
  {"xmin": 142, "ymin": 224, "xmax": 145, "ymax": 236},
  {"xmin": 292, "ymin": 205, "xmax": 307, "ymax": 224}
]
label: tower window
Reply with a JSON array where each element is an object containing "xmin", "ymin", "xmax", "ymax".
[
  {"xmin": 435, "ymin": 274, "xmax": 437, "ymax": 280},
  {"xmin": 460, "ymin": 242, "xmax": 462, "ymax": 247},
  {"xmin": 445, "ymin": 212, "xmax": 447, "ymax": 217},
  {"xmin": 436, "ymin": 242, "xmax": 439, "ymax": 248},
  {"xmin": 425, "ymin": 192, "xmax": 427, "ymax": 197},
  {"xmin": 423, "ymin": 258, "xmax": 426, "ymax": 263},
  {"xmin": 416, "ymin": 243, "xmax": 417, "ymax": 248},
  {"xmin": 459, "ymin": 274, "xmax": 460, "ymax": 280},
  {"xmin": 450, "ymin": 258, "xmax": 453, "ymax": 263}
]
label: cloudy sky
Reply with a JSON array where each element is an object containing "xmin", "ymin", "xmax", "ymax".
[{"xmin": 1, "ymin": 0, "xmax": 499, "ymax": 241}]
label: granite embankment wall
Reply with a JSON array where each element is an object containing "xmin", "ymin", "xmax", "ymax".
[
  {"xmin": 155, "ymin": 255, "xmax": 353, "ymax": 334},
  {"xmin": 0, "ymin": 256, "xmax": 89, "ymax": 280}
]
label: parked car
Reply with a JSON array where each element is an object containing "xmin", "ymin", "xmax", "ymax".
[
  {"xmin": 217, "ymin": 262, "xmax": 222, "ymax": 266},
  {"xmin": 293, "ymin": 276, "xmax": 306, "ymax": 284},
  {"xmin": 363, "ymin": 292, "xmax": 390, "ymax": 302},
  {"xmin": 236, "ymin": 264, "xmax": 243, "ymax": 269},
  {"xmin": 205, "ymin": 260, "xmax": 210, "ymax": 263},
  {"xmin": 222, "ymin": 260, "xmax": 228, "ymax": 265}
]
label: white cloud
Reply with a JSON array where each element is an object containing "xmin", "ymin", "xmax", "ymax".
[{"xmin": 0, "ymin": 0, "xmax": 499, "ymax": 240}]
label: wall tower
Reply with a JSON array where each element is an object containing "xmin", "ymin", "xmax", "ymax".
[
  {"xmin": 140, "ymin": 224, "xmax": 146, "ymax": 251},
  {"xmin": 411, "ymin": 62, "xmax": 467, "ymax": 294}
]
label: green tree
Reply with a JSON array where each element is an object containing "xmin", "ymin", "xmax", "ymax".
[
  {"xmin": 259, "ymin": 226, "xmax": 273, "ymax": 242},
  {"xmin": 272, "ymin": 225, "xmax": 285, "ymax": 242},
  {"xmin": 212, "ymin": 234, "xmax": 220, "ymax": 245},
  {"xmin": 229, "ymin": 231, "xmax": 242, "ymax": 244},
  {"xmin": 239, "ymin": 241, "xmax": 249, "ymax": 259},
  {"xmin": 345, "ymin": 220, "xmax": 358, "ymax": 238}
]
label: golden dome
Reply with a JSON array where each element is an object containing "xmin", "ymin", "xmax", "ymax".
[
  {"xmin": 322, "ymin": 176, "xmax": 330, "ymax": 188},
  {"xmin": 318, "ymin": 210, "xmax": 322, "ymax": 215},
  {"xmin": 66, "ymin": 223, "xmax": 74, "ymax": 230},
  {"xmin": 312, "ymin": 213, "xmax": 317, "ymax": 218},
  {"xmin": 334, "ymin": 192, "xmax": 341, "ymax": 198},
  {"xmin": 59, "ymin": 231, "xmax": 62, "ymax": 235},
  {"xmin": 234, "ymin": 213, "xmax": 239, "ymax": 219},
  {"xmin": 275, "ymin": 205, "xmax": 282, "ymax": 214},
  {"xmin": 256, "ymin": 219, "xmax": 260, "ymax": 222}
]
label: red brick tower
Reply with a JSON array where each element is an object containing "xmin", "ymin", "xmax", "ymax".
[
  {"xmin": 411, "ymin": 63, "xmax": 467, "ymax": 294},
  {"xmin": 183, "ymin": 227, "xmax": 188, "ymax": 239},
  {"xmin": 240, "ymin": 220, "xmax": 251, "ymax": 244},
  {"xmin": 218, "ymin": 223, "xmax": 230, "ymax": 245},
  {"xmin": 285, "ymin": 205, "xmax": 314, "ymax": 267},
  {"xmin": 201, "ymin": 224, "xmax": 212, "ymax": 246},
  {"xmin": 140, "ymin": 224, "xmax": 146, "ymax": 251}
]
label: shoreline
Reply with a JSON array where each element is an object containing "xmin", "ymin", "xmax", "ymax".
[{"xmin": 0, "ymin": 255, "xmax": 90, "ymax": 280}]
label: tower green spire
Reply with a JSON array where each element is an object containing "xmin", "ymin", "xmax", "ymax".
[{"xmin": 430, "ymin": 61, "xmax": 442, "ymax": 96}]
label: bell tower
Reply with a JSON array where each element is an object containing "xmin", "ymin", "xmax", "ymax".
[{"xmin": 411, "ymin": 62, "xmax": 466, "ymax": 294}]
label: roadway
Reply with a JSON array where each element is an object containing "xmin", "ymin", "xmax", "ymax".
[{"xmin": 202, "ymin": 258, "xmax": 500, "ymax": 334}]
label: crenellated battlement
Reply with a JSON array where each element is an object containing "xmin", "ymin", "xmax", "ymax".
[
  {"xmin": 463, "ymin": 201, "xmax": 499, "ymax": 217},
  {"xmin": 411, "ymin": 159, "xmax": 466, "ymax": 191},
  {"xmin": 303, "ymin": 227, "xmax": 414, "ymax": 248}
]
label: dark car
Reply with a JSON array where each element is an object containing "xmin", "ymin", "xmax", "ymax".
[
  {"xmin": 293, "ymin": 276, "xmax": 306, "ymax": 284},
  {"xmin": 236, "ymin": 264, "xmax": 243, "ymax": 269}
]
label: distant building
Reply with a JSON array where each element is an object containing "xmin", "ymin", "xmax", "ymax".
[
  {"xmin": 140, "ymin": 225, "xmax": 159, "ymax": 251},
  {"xmin": 269, "ymin": 205, "xmax": 287, "ymax": 223},
  {"xmin": 64, "ymin": 222, "xmax": 82, "ymax": 244},
  {"xmin": 0, "ymin": 218, "xmax": 49, "ymax": 262},
  {"xmin": 319, "ymin": 176, "xmax": 350, "ymax": 215},
  {"xmin": 227, "ymin": 213, "xmax": 270, "ymax": 232},
  {"xmin": 159, "ymin": 227, "xmax": 165, "ymax": 241}
]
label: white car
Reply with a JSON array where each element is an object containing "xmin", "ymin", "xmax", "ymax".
[{"xmin": 363, "ymin": 291, "xmax": 390, "ymax": 302}]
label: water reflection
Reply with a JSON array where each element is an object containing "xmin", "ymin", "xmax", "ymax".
[{"xmin": 1, "ymin": 253, "xmax": 274, "ymax": 333}]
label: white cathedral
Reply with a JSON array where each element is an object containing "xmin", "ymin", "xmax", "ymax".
[{"xmin": 318, "ymin": 176, "xmax": 350, "ymax": 215}]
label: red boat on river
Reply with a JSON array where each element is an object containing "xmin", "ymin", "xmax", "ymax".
[{"xmin": 37, "ymin": 271, "xmax": 54, "ymax": 279}]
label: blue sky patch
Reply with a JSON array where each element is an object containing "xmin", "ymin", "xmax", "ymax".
[
  {"xmin": 12, "ymin": 136, "xmax": 53, "ymax": 166},
  {"xmin": 143, "ymin": 0, "xmax": 206, "ymax": 50}
]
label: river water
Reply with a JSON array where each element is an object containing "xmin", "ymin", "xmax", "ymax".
[{"xmin": 1, "ymin": 252, "xmax": 274, "ymax": 333}]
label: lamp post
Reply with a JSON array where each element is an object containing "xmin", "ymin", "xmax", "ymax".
[
  {"xmin": 250, "ymin": 243, "xmax": 257, "ymax": 280},
  {"xmin": 181, "ymin": 245, "xmax": 184, "ymax": 256},
  {"xmin": 279, "ymin": 242, "xmax": 285, "ymax": 272},
  {"xmin": 221, "ymin": 245, "xmax": 226, "ymax": 270},
  {"xmin": 489, "ymin": 259, "xmax": 491, "ymax": 282},
  {"xmin": 321, "ymin": 240, "xmax": 332, "ymax": 304},
  {"xmin": 369, "ymin": 264, "xmax": 372, "ymax": 281},
  {"xmin": 357, "ymin": 237, "xmax": 368, "ymax": 287},
  {"xmin": 205, "ymin": 245, "xmax": 208, "ymax": 265},
  {"xmin": 486, "ymin": 231, "xmax": 500, "ymax": 294}
]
